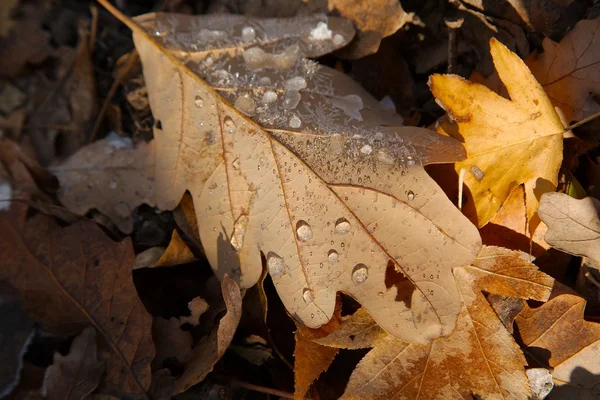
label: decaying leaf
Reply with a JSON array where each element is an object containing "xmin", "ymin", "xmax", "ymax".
[
  {"xmin": 175, "ymin": 274, "xmax": 242, "ymax": 394},
  {"xmin": 42, "ymin": 327, "xmax": 105, "ymax": 400},
  {"xmin": 431, "ymin": 38, "xmax": 564, "ymax": 230},
  {"xmin": 538, "ymin": 192, "xmax": 600, "ymax": 266},
  {"xmin": 527, "ymin": 16, "xmax": 600, "ymax": 122},
  {"xmin": 0, "ymin": 204, "xmax": 154, "ymax": 397},
  {"xmin": 318, "ymin": 246, "xmax": 554, "ymax": 399},
  {"xmin": 52, "ymin": 134, "xmax": 155, "ymax": 233},
  {"xmin": 327, "ymin": 0, "xmax": 410, "ymax": 59},
  {"xmin": 101, "ymin": 2, "xmax": 482, "ymax": 345},
  {"xmin": 516, "ymin": 292, "xmax": 600, "ymax": 398},
  {"xmin": 294, "ymin": 297, "xmax": 342, "ymax": 399}
]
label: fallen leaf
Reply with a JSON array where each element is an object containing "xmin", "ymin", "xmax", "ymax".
[
  {"xmin": 100, "ymin": 3, "xmax": 482, "ymax": 344},
  {"xmin": 479, "ymin": 185, "xmax": 549, "ymax": 257},
  {"xmin": 319, "ymin": 246, "xmax": 554, "ymax": 399},
  {"xmin": 527, "ymin": 16, "xmax": 600, "ymax": 122},
  {"xmin": 516, "ymin": 293, "xmax": 600, "ymax": 398},
  {"xmin": 51, "ymin": 134, "xmax": 155, "ymax": 233},
  {"xmin": 175, "ymin": 274, "xmax": 242, "ymax": 394},
  {"xmin": 180, "ymin": 296, "xmax": 209, "ymax": 326},
  {"xmin": 0, "ymin": 205, "xmax": 154, "ymax": 397},
  {"xmin": 538, "ymin": 192, "xmax": 600, "ymax": 265},
  {"xmin": 294, "ymin": 297, "xmax": 342, "ymax": 399},
  {"xmin": 431, "ymin": 38, "xmax": 564, "ymax": 230},
  {"xmin": 328, "ymin": 0, "xmax": 409, "ymax": 58},
  {"xmin": 151, "ymin": 317, "xmax": 193, "ymax": 372},
  {"xmin": 42, "ymin": 327, "xmax": 105, "ymax": 400},
  {"xmin": 155, "ymin": 230, "xmax": 196, "ymax": 267}
]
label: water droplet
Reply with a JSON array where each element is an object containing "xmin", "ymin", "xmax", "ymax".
[
  {"xmin": 205, "ymin": 131, "xmax": 216, "ymax": 144},
  {"xmin": 223, "ymin": 116, "xmax": 236, "ymax": 134},
  {"xmin": 283, "ymin": 90, "xmax": 301, "ymax": 109},
  {"xmin": 234, "ymin": 95, "xmax": 256, "ymax": 116},
  {"xmin": 232, "ymin": 158, "xmax": 241, "ymax": 170},
  {"xmin": 377, "ymin": 291, "xmax": 384, "ymax": 297},
  {"xmin": 333, "ymin": 33, "xmax": 344, "ymax": 46},
  {"xmin": 289, "ymin": 115, "xmax": 301, "ymax": 128},
  {"xmin": 327, "ymin": 249, "xmax": 339, "ymax": 264},
  {"xmin": 230, "ymin": 215, "xmax": 249, "ymax": 251},
  {"xmin": 241, "ymin": 26, "xmax": 256, "ymax": 41},
  {"xmin": 360, "ymin": 144, "xmax": 373, "ymax": 155},
  {"xmin": 334, "ymin": 218, "xmax": 351, "ymax": 235},
  {"xmin": 267, "ymin": 252, "xmax": 285, "ymax": 278},
  {"xmin": 302, "ymin": 288, "xmax": 314, "ymax": 304},
  {"xmin": 262, "ymin": 90, "xmax": 278, "ymax": 104},
  {"xmin": 194, "ymin": 95, "xmax": 204, "ymax": 108},
  {"xmin": 284, "ymin": 76, "xmax": 307, "ymax": 91},
  {"xmin": 376, "ymin": 150, "xmax": 395, "ymax": 166},
  {"xmin": 407, "ymin": 191, "xmax": 415, "ymax": 201},
  {"xmin": 352, "ymin": 264, "xmax": 369, "ymax": 284},
  {"xmin": 296, "ymin": 220, "xmax": 313, "ymax": 242}
]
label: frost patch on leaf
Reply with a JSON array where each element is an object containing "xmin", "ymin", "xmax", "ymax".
[{"xmin": 310, "ymin": 21, "xmax": 333, "ymax": 41}]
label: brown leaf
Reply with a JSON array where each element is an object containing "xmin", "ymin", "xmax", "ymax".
[
  {"xmin": 0, "ymin": 206, "xmax": 154, "ymax": 397},
  {"xmin": 151, "ymin": 317, "xmax": 193, "ymax": 371},
  {"xmin": 328, "ymin": 0, "xmax": 409, "ymax": 59},
  {"xmin": 538, "ymin": 192, "xmax": 600, "ymax": 265},
  {"xmin": 527, "ymin": 16, "xmax": 600, "ymax": 122},
  {"xmin": 516, "ymin": 293, "xmax": 600, "ymax": 397},
  {"xmin": 100, "ymin": 4, "xmax": 482, "ymax": 345},
  {"xmin": 294, "ymin": 297, "xmax": 342, "ymax": 399},
  {"xmin": 52, "ymin": 135, "xmax": 155, "ymax": 233},
  {"xmin": 42, "ymin": 327, "xmax": 105, "ymax": 400},
  {"xmin": 319, "ymin": 246, "xmax": 554, "ymax": 399},
  {"xmin": 174, "ymin": 274, "xmax": 242, "ymax": 394},
  {"xmin": 179, "ymin": 296, "xmax": 209, "ymax": 326},
  {"xmin": 155, "ymin": 230, "xmax": 196, "ymax": 267}
]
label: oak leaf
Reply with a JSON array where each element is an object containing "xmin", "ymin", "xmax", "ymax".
[
  {"xmin": 42, "ymin": 327, "xmax": 105, "ymax": 400},
  {"xmin": 527, "ymin": 16, "xmax": 600, "ymax": 122},
  {"xmin": 294, "ymin": 297, "xmax": 342, "ymax": 399},
  {"xmin": 516, "ymin": 292, "xmax": 600, "ymax": 398},
  {"xmin": 538, "ymin": 192, "xmax": 600, "ymax": 266},
  {"xmin": 430, "ymin": 38, "xmax": 564, "ymax": 230},
  {"xmin": 100, "ymin": 3, "xmax": 481, "ymax": 344},
  {"xmin": 52, "ymin": 134, "xmax": 155, "ymax": 233},
  {"xmin": 0, "ymin": 204, "xmax": 154, "ymax": 397},
  {"xmin": 318, "ymin": 246, "xmax": 554, "ymax": 399}
]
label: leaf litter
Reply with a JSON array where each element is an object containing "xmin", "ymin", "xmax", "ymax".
[{"xmin": 2, "ymin": 0, "xmax": 600, "ymax": 399}]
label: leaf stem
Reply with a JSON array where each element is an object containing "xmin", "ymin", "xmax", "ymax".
[{"xmin": 563, "ymin": 110, "xmax": 600, "ymax": 131}]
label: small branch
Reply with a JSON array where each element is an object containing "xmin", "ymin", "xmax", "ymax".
[
  {"xmin": 458, "ymin": 168, "xmax": 466, "ymax": 210},
  {"xmin": 563, "ymin": 110, "xmax": 600, "ymax": 132}
]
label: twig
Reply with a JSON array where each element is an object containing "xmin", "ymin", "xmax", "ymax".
[
  {"xmin": 89, "ymin": 5, "xmax": 99, "ymax": 53},
  {"xmin": 445, "ymin": 17, "xmax": 463, "ymax": 74},
  {"xmin": 88, "ymin": 50, "xmax": 139, "ymax": 143},
  {"xmin": 563, "ymin": 110, "xmax": 600, "ymax": 132},
  {"xmin": 212, "ymin": 374, "xmax": 303, "ymax": 399},
  {"xmin": 585, "ymin": 271, "xmax": 600, "ymax": 290}
]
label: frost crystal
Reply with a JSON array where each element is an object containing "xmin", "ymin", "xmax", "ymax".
[
  {"xmin": 241, "ymin": 26, "xmax": 256, "ymax": 42},
  {"xmin": 310, "ymin": 21, "xmax": 333, "ymax": 41},
  {"xmin": 289, "ymin": 115, "xmax": 301, "ymax": 128},
  {"xmin": 284, "ymin": 77, "xmax": 307, "ymax": 91},
  {"xmin": 262, "ymin": 90, "xmax": 278, "ymax": 104}
]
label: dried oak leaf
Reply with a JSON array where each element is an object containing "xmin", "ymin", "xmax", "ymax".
[
  {"xmin": 101, "ymin": 3, "xmax": 481, "ymax": 345},
  {"xmin": 538, "ymin": 192, "xmax": 600, "ymax": 266},
  {"xmin": 52, "ymin": 135, "xmax": 155, "ymax": 233},
  {"xmin": 431, "ymin": 38, "xmax": 564, "ymax": 230},
  {"xmin": 318, "ymin": 246, "xmax": 554, "ymax": 399},
  {"xmin": 328, "ymin": 0, "xmax": 409, "ymax": 59},
  {"xmin": 175, "ymin": 274, "xmax": 242, "ymax": 394},
  {"xmin": 294, "ymin": 296, "xmax": 342, "ymax": 399},
  {"xmin": 0, "ymin": 204, "xmax": 154, "ymax": 398},
  {"xmin": 42, "ymin": 327, "xmax": 105, "ymax": 400},
  {"xmin": 527, "ymin": 16, "xmax": 600, "ymax": 122},
  {"xmin": 516, "ymin": 292, "xmax": 600, "ymax": 398}
]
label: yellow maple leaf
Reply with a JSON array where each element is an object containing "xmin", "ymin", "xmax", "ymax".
[{"xmin": 429, "ymin": 38, "xmax": 564, "ymax": 230}]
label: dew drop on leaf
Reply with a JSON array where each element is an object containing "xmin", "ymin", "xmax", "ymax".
[
  {"xmin": 232, "ymin": 158, "xmax": 240, "ymax": 170},
  {"xmin": 241, "ymin": 26, "xmax": 256, "ymax": 42},
  {"xmin": 262, "ymin": 90, "xmax": 278, "ymax": 104},
  {"xmin": 223, "ymin": 116, "xmax": 236, "ymax": 134},
  {"xmin": 266, "ymin": 252, "xmax": 285, "ymax": 278},
  {"xmin": 471, "ymin": 165, "xmax": 485, "ymax": 182},
  {"xmin": 296, "ymin": 220, "xmax": 313, "ymax": 242},
  {"xmin": 234, "ymin": 95, "xmax": 256, "ymax": 116},
  {"xmin": 283, "ymin": 90, "xmax": 301, "ymax": 109},
  {"xmin": 407, "ymin": 191, "xmax": 415, "ymax": 201},
  {"xmin": 302, "ymin": 288, "xmax": 314, "ymax": 304},
  {"xmin": 352, "ymin": 264, "xmax": 369, "ymax": 284},
  {"xmin": 333, "ymin": 33, "xmax": 344, "ymax": 46},
  {"xmin": 194, "ymin": 95, "xmax": 204, "ymax": 108},
  {"xmin": 289, "ymin": 115, "xmax": 301, "ymax": 128},
  {"xmin": 334, "ymin": 217, "xmax": 351, "ymax": 235},
  {"xmin": 327, "ymin": 249, "xmax": 339, "ymax": 264}
]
